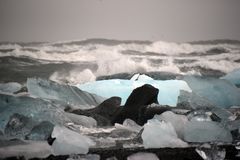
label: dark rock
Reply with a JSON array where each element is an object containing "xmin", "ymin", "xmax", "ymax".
[
  {"xmin": 69, "ymin": 97, "xmax": 122, "ymax": 126},
  {"xmin": 124, "ymin": 84, "xmax": 159, "ymax": 106},
  {"xmin": 47, "ymin": 136, "xmax": 56, "ymax": 145},
  {"xmin": 112, "ymin": 84, "xmax": 162, "ymax": 125}
]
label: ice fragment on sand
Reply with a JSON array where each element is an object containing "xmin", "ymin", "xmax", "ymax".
[
  {"xmin": 141, "ymin": 117, "xmax": 188, "ymax": 148},
  {"xmin": 51, "ymin": 125, "xmax": 95, "ymax": 155},
  {"xmin": 127, "ymin": 152, "xmax": 159, "ymax": 160}
]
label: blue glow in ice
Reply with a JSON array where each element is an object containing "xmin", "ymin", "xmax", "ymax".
[{"xmin": 77, "ymin": 75, "xmax": 192, "ymax": 106}]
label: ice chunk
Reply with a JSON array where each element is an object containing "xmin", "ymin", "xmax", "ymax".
[
  {"xmin": 183, "ymin": 121, "xmax": 232, "ymax": 143},
  {"xmin": 67, "ymin": 154, "xmax": 100, "ymax": 160},
  {"xmin": 187, "ymin": 110, "xmax": 212, "ymax": 122},
  {"xmin": 78, "ymin": 77, "xmax": 192, "ymax": 106},
  {"xmin": 0, "ymin": 82, "xmax": 22, "ymax": 94},
  {"xmin": 27, "ymin": 78, "xmax": 105, "ymax": 109},
  {"xmin": 196, "ymin": 146, "xmax": 226, "ymax": 160},
  {"xmin": 183, "ymin": 76, "xmax": 240, "ymax": 108},
  {"xmin": 221, "ymin": 68, "xmax": 240, "ymax": 87},
  {"xmin": 4, "ymin": 113, "xmax": 37, "ymax": 139},
  {"xmin": 0, "ymin": 140, "xmax": 52, "ymax": 159},
  {"xmin": 155, "ymin": 111, "xmax": 188, "ymax": 139},
  {"xmin": 0, "ymin": 94, "xmax": 72, "ymax": 133},
  {"xmin": 127, "ymin": 152, "xmax": 159, "ymax": 160},
  {"xmin": 51, "ymin": 125, "xmax": 95, "ymax": 155},
  {"xmin": 122, "ymin": 119, "xmax": 142, "ymax": 133},
  {"xmin": 141, "ymin": 118, "xmax": 188, "ymax": 148},
  {"xmin": 177, "ymin": 90, "xmax": 216, "ymax": 110},
  {"xmin": 65, "ymin": 112, "xmax": 97, "ymax": 128},
  {"xmin": 25, "ymin": 121, "xmax": 54, "ymax": 140}
]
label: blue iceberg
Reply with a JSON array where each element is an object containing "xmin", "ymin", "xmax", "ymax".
[{"xmin": 77, "ymin": 75, "xmax": 192, "ymax": 106}]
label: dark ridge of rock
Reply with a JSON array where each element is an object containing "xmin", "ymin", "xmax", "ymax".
[
  {"xmin": 86, "ymin": 97, "xmax": 122, "ymax": 120},
  {"xmin": 69, "ymin": 97, "xmax": 122, "ymax": 126},
  {"xmin": 124, "ymin": 84, "xmax": 159, "ymax": 106}
]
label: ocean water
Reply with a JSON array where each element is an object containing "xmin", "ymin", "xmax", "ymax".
[{"xmin": 0, "ymin": 39, "xmax": 240, "ymax": 84}]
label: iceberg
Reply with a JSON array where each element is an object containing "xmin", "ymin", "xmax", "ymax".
[
  {"xmin": 77, "ymin": 74, "xmax": 192, "ymax": 106},
  {"xmin": 183, "ymin": 121, "xmax": 232, "ymax": 143},
  {"xmin": 183, "ymin": 76, "xmax": 240, "ymax": 108},
  {"xmin": 51, "ymin": 125, "xmax": 95, "ymax": 155},
  {"xmin": 27, "ymin": 78, "xmax": 105, "ymax": 109},
  {"xmin": 221, "ymin": 68, "xmax": 240, "ymax": 87},
  {"xmin": 141, "ymin": 117, "xmax": 188, "ymax": 148}
]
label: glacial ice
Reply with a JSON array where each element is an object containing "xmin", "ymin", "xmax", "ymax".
[
  {"xmin": 183, "ymin": 121, "xmax": 232, "ymax": 143},
  {"xmin": 141, "ymin": 117, "xmax": 188, "ymax": 148},
  {"xmin": 0, "ymin": 140, "xmax": 52, "ymax": 159},
  {"xmin": 221, "ymin": 68, "xmax": 240, "ymax": 87},
  {"xmin": 65, "ymin": 112, "xmax": 97, "ymax": 128},
  {"xmin": 78, "ymin": 74, "xmax": 192, "ymax": 106},
  {"xmin": 196, "ymin": 146, "xmax": 226, "ymax": 160},
  {"xmin": 127, "ymin": 152, "xmax": 159, "ymax": 160},
  {"xmin": 183, "ymin": 76, "xmax": 240, "ymax": 108},
  {"xmin": 0, "ymin": 93, "xmax": 72, "ymax": 136},
  {"xmin": 154, "ymin": 111, "xmax": 188, "ymax": 139},
  {"xmin": 27, "ymin": 78, "xmax": 105, "ymax": 109},
  {"xmin": 51, "ymin": 125, "xmax": 95, "ymax": 155},
  {"xmin": 0, "ymin": 82, "xmax": 22, "ymax": 94},
  {"xmin": 177, "ymin": 90, "xmax": 216, "ymax": 110}
]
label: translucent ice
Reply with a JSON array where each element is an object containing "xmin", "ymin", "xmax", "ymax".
[
  {"xmin": 0, "ymin": 93, "xmax": 72, "ymax": 134},
  {"xmin": 141, "ymin": 118, "xmax": 188, "ymax": 148},
  {"xmin": 51, "ymin": 125, "xmax": 95, "ymax": 155},
  {"xmin": 183, "ymin": 121, "xmax": 232, "ymax": 143},
  {"xmin": 27, "ymin": 78, "xmax": 105, "ymax": 109},
  {"xmin": 183, "ymin": 76, "xmax": 240, "ymax": 108},
  {"xmin": 65, "ymin": 112, "xmax": 97, "ymax": 128},
  {"xmin": 127, "ymin": 152, "xmax": 159, "ymax": 160},
  {"xmin": 221, "ymin": 68, "xmax": 240, "ymax": 87},
  {"xmin": 177, "ymin": 90, "xmax": 216, "ymax": 110},
  {"xmin": 155, "ymin": 111, "xmax": 188, "ymax": 139},
  {"xmin": 0, "ymin": 82, "xmax": 22, "ymax": 94},
  {"xmin": 78, "ymin": 74, "xmax": 192, "ymax": 106},
  {"xmin": 0, "ymin": 140, "xmax": 52, "ymax": 159}
]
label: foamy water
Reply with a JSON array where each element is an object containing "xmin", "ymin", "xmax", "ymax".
[{"xmin": 0, "ymin": 39, "xmax": 240, "ymax": 84}]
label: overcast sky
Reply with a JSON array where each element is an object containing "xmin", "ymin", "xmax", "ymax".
[{"xmin": 0, "ymin": 0, "xmax": 240, "ymax": 42}]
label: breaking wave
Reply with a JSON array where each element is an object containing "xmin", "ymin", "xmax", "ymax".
[{"xmin": 0, "ymin": 39, "xmax": 240, "ymax": 84}]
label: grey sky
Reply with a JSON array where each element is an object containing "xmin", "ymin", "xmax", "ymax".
[{"xmin": 0, "ymin": 0, "xmax": 240, "ymax": 42}]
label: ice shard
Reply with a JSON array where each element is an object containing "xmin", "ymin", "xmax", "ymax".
[
  {"xmin": 27, "ymin": 78, "xmax": 105, "ymax": 109},
  {"xmin": 183, "ymin": 76, "xmax": 240, "ymax": 108}
]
